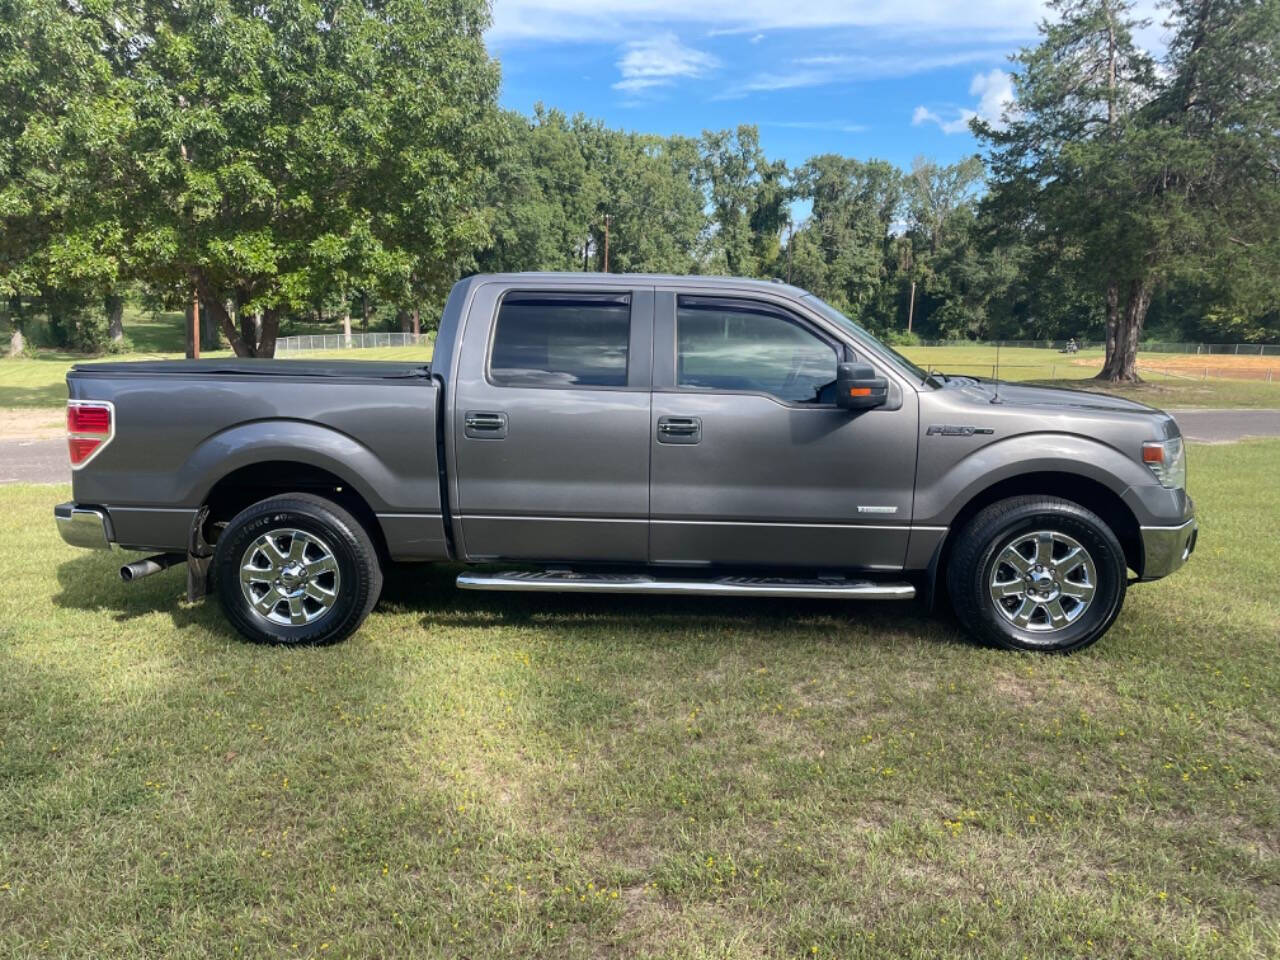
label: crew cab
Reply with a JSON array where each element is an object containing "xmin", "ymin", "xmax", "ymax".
[{"xmin": 56, "ymin": 273, "xmax": 1197, "ymax": 652}]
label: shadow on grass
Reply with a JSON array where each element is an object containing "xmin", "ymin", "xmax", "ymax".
[
  {"xmin": 381, "ymin": 562, "xmax": 973, "ymax": 652},
  {"xmin": 51, "ymin": 551, "xmax": 972, "ymax": 652},
  {"xmin": 52, "ymin": 552, "xmax": 231, "ymax": 636}
]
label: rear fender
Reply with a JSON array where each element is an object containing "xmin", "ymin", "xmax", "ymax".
[{"xmin": 178, "ymin": 420, "xmax": 397, "ymax": 512}]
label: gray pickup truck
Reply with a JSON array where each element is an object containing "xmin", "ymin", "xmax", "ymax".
[{"xmin": 56, "ymin": 273, "xmax": 1197, "ymax": 652}]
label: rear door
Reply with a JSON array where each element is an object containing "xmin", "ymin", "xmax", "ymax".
[
  {"xmin": 648, "ymin": 291, "xmax": 918, "ymax": 571},
  {"xmin": 451, "ymin": 286, "xmax": 654, "ymax": 562}
]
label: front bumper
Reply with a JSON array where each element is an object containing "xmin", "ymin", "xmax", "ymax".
[
  {"xmin": 1139, "ymin": 517, "xmax": 1198, "ymax": 580},
  {"xmin": 55, "ymin": 502, "xmax": 115, "ymax": 550}
]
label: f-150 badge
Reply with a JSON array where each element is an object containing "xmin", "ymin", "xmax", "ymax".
[{"xmin": 927, "ymin": 424, "xmax": 995, "ymax": 436}]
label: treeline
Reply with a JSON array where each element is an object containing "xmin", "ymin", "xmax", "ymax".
[{"xmin": 2, "ymin": 0, "xmax": 1277, "ymax": 379}]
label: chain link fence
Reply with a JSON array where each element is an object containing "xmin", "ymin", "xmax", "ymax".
[
  {"xmin": 914, "ymin": 339, "xmax": 1280, "ymax": 355},
  {"xmin": 274, "ymin": 332, "xmax": 431, "ymax": 356}
]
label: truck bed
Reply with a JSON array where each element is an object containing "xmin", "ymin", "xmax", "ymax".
[
  {"xmin": 66, "ymin": 359, "xmax": 446, "ymax": 560},
  {"xmin": 70, "ymin": 359, "xmax": 431, "ymax": 380}
]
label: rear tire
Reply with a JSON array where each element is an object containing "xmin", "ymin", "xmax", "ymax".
[
  {"xmin": 946, "ymin": 496, "xmax": 1127, "ymax": 653},
  {"xmin": 213, "ymin": 493, "xmax": 382, "ymax": 645}
]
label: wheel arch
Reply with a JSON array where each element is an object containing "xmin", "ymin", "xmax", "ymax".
[
  {"xmin": 924, "ymin": 471, "xmax": 1143, "ymax": 609},
  {"xmin": 199, "ymin": 460, "xmax": 389, "ymax": 563}
]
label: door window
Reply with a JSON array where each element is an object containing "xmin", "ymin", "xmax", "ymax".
[
  {"xmin": 490, "ymin": 294, "xmax": 630, "ymax": 388},
  {"xmin": 676, "ymin": 297, "xmax": 838, "ymax": 404}
]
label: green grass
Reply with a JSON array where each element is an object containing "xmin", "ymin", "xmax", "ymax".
[
  {"xmin": 2, "ymin": 340, "xmax": 1274, "ymax": 411},
  {"xmin": 899, "ymin": 345, "xmax": 1280, "ymax": 409},
  {"xmin": 2, "ymin": 441, "xmax": 1277, "ymax": 958}
]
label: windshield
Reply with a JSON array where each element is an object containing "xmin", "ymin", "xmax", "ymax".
[{"xmin": 802, "ymin": 294, "xmax": 931, "ymax": 383}]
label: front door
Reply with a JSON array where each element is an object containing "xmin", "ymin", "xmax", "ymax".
[
  {"xmin": 649, "ymin": 292, "xmax": 918, "ymax": 571},
  {"xmin": 452, "ymin": 287, "xmax": 653, "ymax": 563}
]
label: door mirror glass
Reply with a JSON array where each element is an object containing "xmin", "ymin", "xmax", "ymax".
[{"xmin": 835, "ymin": 362, "xmax": 888, "ymax": 410}]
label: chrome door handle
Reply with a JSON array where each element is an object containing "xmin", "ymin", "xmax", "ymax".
[
  {"xmin": 464, "ymin": 411, "xmax": 508, "ymax": 439},
  {"xmin": 657, "ymin": 416, "xmax": 701, "ymax": 444}
]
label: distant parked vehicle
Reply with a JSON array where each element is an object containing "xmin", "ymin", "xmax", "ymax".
[{"xmin": 57, "ymin": 273, "xmax": 1196, "ymax": 652}]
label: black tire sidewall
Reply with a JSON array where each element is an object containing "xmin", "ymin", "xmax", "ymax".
[
  {"xmin": 952, "ymin": 499, "xmax": 1127, "ymax": 653},
  {"xmin": 214, "ymin": 497, "xmax": 379, "ymax": 645}
]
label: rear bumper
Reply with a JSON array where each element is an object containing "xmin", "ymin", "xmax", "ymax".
[
  {"xmin": 1139, "ymin": 517, "xmax": 1198, "ymax": 580},
  {"xmin": 55, "ymin": 502, "xmax": 115, "ymax": 550}
]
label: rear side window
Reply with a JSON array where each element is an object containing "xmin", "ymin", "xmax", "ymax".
[
  {"xmin": 490, "ymin": 293, "xmax": 631, "ymax": 388},
  {"xmin": 676, "ymin": 297, "xmax": 838, "ymax": 404}
]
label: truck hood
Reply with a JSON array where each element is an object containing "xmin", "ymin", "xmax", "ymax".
[
  {"xmin": 939, "ymin": 377, "xmax": 1181, "ymax": 440},
  {"xmin": 949, "ymin": 377, "xmax": 1159, "ymax": 415}
]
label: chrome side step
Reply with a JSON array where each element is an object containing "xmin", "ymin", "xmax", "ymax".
[{"xmin": 456, "ymin": 571, "xmax": 915, "ymax": 600}]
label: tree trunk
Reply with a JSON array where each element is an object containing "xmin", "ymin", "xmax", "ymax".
[
  {"xmin": 361, "ymin": 292, "xmax": 371, "ymax": 333},
  {"xmin": 256, "ymin": 309, "xmax": 280, "ymax": 358},
  {"xmin": 8, "ymin": 327, "xmax": 24, "ymax": 357},
  {"xmin": 197, "ymin": 279, "xmax": 254, "ymax": 358},
  {"xmin": 1101, "ymin": 280, "xmax": 1119, "ymax": 367},
  {"xmin": 105, "ymin": 293, "xmax": 125, "ymax": 344},
  {"xmin": 342, "ymin": 310, "xmax": 352, "ymax": 348},
  {"xmin": 412, "ymin": 307, "xmax": 420, "ymax": 342},
  {"xmin": 1096, "ymin": 278, "xmax": 1149, "ymax": 382},
  {"xmin": 397, "ymin": 308, "xmax": 411, "ymax": 332},
  {"xmin": 184, "ymin": 301, "xmax": 198, "ymax": 359},
  {"xmin": 200, "ymin": 300, "xmax": 221, "ymax": 351}
]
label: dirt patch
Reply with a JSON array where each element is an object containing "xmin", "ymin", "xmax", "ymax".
[
  {"xmin": 1071, "ymin": 352, "xmax": 1279, "ymax": 382},
  {"xmin": 1138, "ymin": 353, "xmax": 1278, "ymax": 373},
  {"xmin": 0, "ymin": 407, "xmax": 63, "ymax": 440}
]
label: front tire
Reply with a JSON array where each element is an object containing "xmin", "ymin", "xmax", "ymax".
[
  {"xmin": 213, "ymin": 493, "xmax": 382, "ymax": 645},
  {"xmin": 947, "ymin": 496, "xmax": 1127, "ymax": 653}
]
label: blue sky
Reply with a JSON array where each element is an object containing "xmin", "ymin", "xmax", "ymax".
[
  {"xmin": 486, "ymin": 0, "xmax": 1043, "ymax": 171},
  {"xmin": 488, "ymin": 0, "xmax": 1166, "ymax": 171}
]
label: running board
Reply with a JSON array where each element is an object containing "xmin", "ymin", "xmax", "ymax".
[{"xmin": 456, "ymin": 571, "xmax": 915, "ymax": 600}]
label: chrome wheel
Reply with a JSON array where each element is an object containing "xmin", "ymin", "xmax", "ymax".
[
  {"xmin": 988, "ymin": 530, "xmax": 1096, "ymax": 634},
  {"xmin": 239, "ymin": 528, "xmax": 341, "ymax": 626}
]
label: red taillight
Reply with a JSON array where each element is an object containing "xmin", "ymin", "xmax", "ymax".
[
  {"xmin": 68, "ymin": 436, "xmax": 102, "ymax": 465},
  {"xmin": 67, "ymin": 402, "xmax": 113, "ymax": 467},
  {"xmin": 67, "ymin": 404, "xmax": 111, "ymax": 435}
]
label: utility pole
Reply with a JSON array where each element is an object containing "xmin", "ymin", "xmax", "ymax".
[
  {"xmin": 602, "ymin": 214, "xmax": 611, "ymax": 273},
  {"xmin": 786, "ymin": 223, "xmax": 793, "ymax": 285},
  {"xmin": 187, "ymin": 287, "xmax": 201, "ymax": 359},
  {"xmin": 907, "ymin": 280, "xmax": 916, "ymax": 334}
]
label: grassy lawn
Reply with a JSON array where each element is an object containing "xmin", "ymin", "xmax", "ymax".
[
  {"xmin": 1, "ymin": 440, "xmax": 1277, "ymax": 958},
  {"xmin": 3, "ymin": 340, "xmax": 1274, "ymax": 412}
]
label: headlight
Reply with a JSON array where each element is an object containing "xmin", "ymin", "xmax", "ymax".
[{"xmin": 1142, "ymin": 437, "xmax": 1186, "ymax": 489}]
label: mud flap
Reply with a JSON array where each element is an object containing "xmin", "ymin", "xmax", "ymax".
[{"xmin": 186, "ymin": 505, "xmax": 214, "ymax": 602}]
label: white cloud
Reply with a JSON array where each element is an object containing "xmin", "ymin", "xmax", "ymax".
[
  {"xmin": 969, "ymin": 67, "xmax": 1015, "ymax": 124},
  {"xmin": 613, "ymin": 32, "xmax": 720, "ymax": 92},
  {"xmin": 720, "ymin": 48, "xmax": 1007, "ymax": 98},
  {"xmin": 749, "ymin": 33, "xmax": 766, "ymax": 44},
  {"xmin": 912, "ymin": 66, "xmax": 1014, "ymax": 134},
  {"xmin": 762, "ymin": 119, "xmax": 869, "ymax": 133}
]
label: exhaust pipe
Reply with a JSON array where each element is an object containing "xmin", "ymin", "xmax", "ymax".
[{"xmin": 120, "ymin": 553, "xmax": 184, "ymax": 582}]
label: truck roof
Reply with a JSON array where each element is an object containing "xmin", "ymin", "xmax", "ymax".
[{"xmin": 454, "ymin": 272, "xmax": 810, "ymax": 298}]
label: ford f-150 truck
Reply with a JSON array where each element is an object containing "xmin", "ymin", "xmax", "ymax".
[{"xmin": 55, "ymin": 273, "xmax": 1197, "ymax": 652}]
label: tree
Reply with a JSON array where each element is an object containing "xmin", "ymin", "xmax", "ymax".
[
  {"xmin": 978, "ymin": 0, "xmax": 1160, "ymax": 379},
  {"xmin": 788, "ymin": 156, "xmax": 901, "ymax": 329},
  {"xmin": 979, "ymin": 0, "xmax": 1280, "ymax": 380},
  {"xmin": 479, "ymin": 108, "xmax": 601, "ymax": 273},
  {"xmin": 0, "ymin": 0, "xmax": 130, "ymax": 353},
  {"xmin": 106, "ymin": 0, "xmax": 502, "ymax": 357},
  {"xmin": 700, "ymin": 126, "xmax": 788, "ymax": 277}
]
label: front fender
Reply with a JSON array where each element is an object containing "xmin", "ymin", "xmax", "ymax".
[{"xmin": 914, "ymin": 432, "xmax": 1157, "ymax": 527}]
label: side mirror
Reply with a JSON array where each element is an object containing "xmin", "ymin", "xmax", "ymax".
[{"xmin": 835, "ymin": 362, "xmax": 889, "ymax": 410}]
